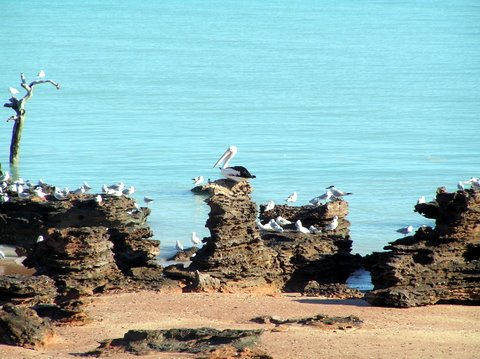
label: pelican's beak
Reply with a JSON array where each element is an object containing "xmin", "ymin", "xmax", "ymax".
[{"xmin": 213, "ymin": 148, "xmax": 232, "ymax": 168}]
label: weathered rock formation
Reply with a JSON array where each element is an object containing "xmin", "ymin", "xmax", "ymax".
[
  {"xmin": 85, "ymin": 327, "xmax": 268, "ymax": 358},
  {"xmin": 251, "ymin": 313, "xmax": 362, "ymax": 331},
  {"xmin": 302, "ymin": 281, "xmax": 364, "ymax": 299},
  {"xmin": 0, "ymin": 304, "xmax": 55, "ymax": 350},
  {"xmin": 366, "ymin": 188, "xmax": 480, "ymax": 307},
  {"xmin": 0, "ymin": 187, "xmax": 159, "ymax": 272},
  {"xmin": 189, "ymin": 180, "xmax": 282, "ymax": 291},
  {"xmin": 0, "ymin": 275, "xmax": 57, "ymax": 306},
  {"xmin": 259, "ymin": 201, "xmax": 361, "ymax": 291},
  {"xmin": 0, "ymin": 180, "xmax": 164, "ymax": 332},
  {"xmin": 186, "ymin": 180, "xmax": 360, "ymax": 292}
]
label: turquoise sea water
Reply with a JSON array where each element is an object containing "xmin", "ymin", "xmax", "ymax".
[{"xmin": 1, "ymin": 1, "xmax": 479, "ymax": 263}]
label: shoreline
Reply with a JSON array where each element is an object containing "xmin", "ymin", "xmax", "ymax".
[{"xmin": 0, "ymin": 290, "xmax": 478, "ymax": 358}]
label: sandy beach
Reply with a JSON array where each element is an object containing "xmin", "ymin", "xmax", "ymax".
[{"xmin": 0, "ymin": 290, "xmax": 478, "ymax": 359}]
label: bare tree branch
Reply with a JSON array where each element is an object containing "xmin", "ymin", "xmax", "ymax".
[{"xmin": 3, "ymin": 72, "xmax": 61, "ymax": 164}]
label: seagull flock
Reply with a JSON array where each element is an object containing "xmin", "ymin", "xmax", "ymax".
[{"xmin": 251, "ymin": 185, "xmax": 352, "ymax": 235}]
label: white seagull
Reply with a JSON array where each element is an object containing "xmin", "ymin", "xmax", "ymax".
[
  {"xmin": 325, "ymin": 216, "xmax": 339, "ymax": 231},
  {"xmin": 191, "ymin": 232, "xmax": 202, "ymax": 246},
  {"xmin": 265, "ymin": 200, "xmax": 275, "ymax": 212},
  {"xmin": 396, "ymin": 225, "xmax": 414, "ymax": 236},
  {"xmin": 309, "ymin": 190, "xmax": 333, "ymax": 206},
  {"xmin": 326, "ymin": 186, "xmax": 352, "ymax": 198},
  {"xmin": 416, "ymin": 196, "xmax": 426, "ymax": 204},
  {"xmin": 176, "ymin": 240, "xmax": 184, "ymax": 252},
  {"xmin": 275, "ymin": 216, "xmax": 292, "ymax": 226},
  {"xmin": 270, "ymin": 220, "xmax": 284, "ymax": 233},
  {"xmin": 0, "ymin": 250, "xmax": 5, "ymax": 259},
  {"xmin": 37, "ymin": 235, "xmax": 45, "ymax": 243},
  {"xmin": 286, "ymin": 192, "xmax": 297, "ymax": 203},
  {"xmin": 37, "ymin": 70, "xmax": 46, "ymax": 78},
  {"xmin": 192, "ymin": 176, "xmax": 204, "ymax": 186},
  {"xmin": 457, "ymin": 181, "xmax": 465, "ymax": 191},
  {"xmin": 295, "ymin": 220, "xmax": 310, "ymax": 234},
  {"xmin": 8, "ymin": 87, "xmax": 19, "ymax": 97},
  {"xmin": 213, "ymin": 145, "xmax": 256, "ymax": 182},
  {"xmin": 309, "ymin": 225, "xmax": 321, "ymax": 234}
]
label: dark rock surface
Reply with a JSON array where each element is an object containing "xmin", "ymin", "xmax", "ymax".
[
  {"xmin": 251, "ymin": 313, "xmax": 362, "ymax": 330},
  {"xmin": 0, "ymin": 304, "xmax": 54, "ymax": 349},
  {"xmin": 366, "ymin": 188, "xmax": 480, "ymax": 307},
  {"xmin": 84, "ymin": 327, "xmax": 266, "ymax": 357},
  {"xmin": 0, "ymin": 275, "xmax": 57, "ymax": 306},
  {"xmin": 302, "ymin": 281, "xmax": 364, "ymax": 299}
]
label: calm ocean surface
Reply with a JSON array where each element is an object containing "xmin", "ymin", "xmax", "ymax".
[{"xmin": 1, "ymin": 1, "xmax": 479, "ymax": 265}]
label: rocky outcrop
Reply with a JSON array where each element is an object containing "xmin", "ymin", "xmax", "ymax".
[
  {"xmin": 0, "ymin": 304, "xmax": 55, "ymax": 350},
  {"xmin": 189, "ymin": 180, "xmax": 282, "ymax": 291},
  {"xmin": 0, "ymin": 275, "xmax": 57, "ymax": 306},
  {"xmin": 259, "ymin": 201, "xmax": 361, "ymax": 291},
  {"xmin": 23, "ymin": 227, "xmax": 123, "ymax": 322},
  {"xmin": 186, "ymin": 180, "xmax": 360, "ymax": 292},
  {"xmin": 251, "ymin": 313, "xmax": 362, "ymax": 331},
  {"xmin": 302, "ymin": 281, "xmax": 364, "ymax": 299},
  {"xmin": 366, "ymin": 188, "xmax": 480, "ymax": 307},
  {"xmin": 0, "ymin": 187, "xmax": 159, "ymax": 271}
]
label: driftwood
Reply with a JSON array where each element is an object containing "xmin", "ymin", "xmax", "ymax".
[{"xmin": 3, "ymin": 72, "xmax": 60, "ymax": 165}]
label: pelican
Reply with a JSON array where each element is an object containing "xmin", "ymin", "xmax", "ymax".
[
  {"xmin": 176, "ymin": 240, "xmax": 184, "ymax": 252},
  {"xmin": 265, "ymin": 200, "xmax": 275, "ymax": 212},
  {"xmin": 8, "ymin": 87, "xmax": 19, "ymax": 97},
  {"xmin": 326, "ymin": 186, "xmax": 352, "ymax": 198},
  {"xmin": 325, "ymin": 216, "xmax": 339, "ymax": 231},
  {"xmin": 37, "ymin": 70, "xmax": 46, "ymax": 78},
  {"xmin": 192, "ymin": 176, "xmax": 204, "ymax": 186},
  {"xmin": 286, "ymin": 192, "xmax": 297, "ymax": 203},
  {"xmin": 213, "ymin": 145, "xmax": 256, "ymax": 182},
  {"xmin": 191, "ymin": 232, "xmax": 202, "ymax": 246},
  {"xmin": 396, "ymin": 225, "xmax": 413, "ymax": 236},
  {"xmin": 295, "ymin": 220, "xmax": 310, "ymax": 234}
]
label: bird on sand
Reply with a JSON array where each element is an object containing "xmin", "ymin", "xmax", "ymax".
[
  {"xmin": 286, "ymin": 192, "xmax": 297, "ymax": 203},
  {"xmin": 309, "ymin": 225, "xmax": 321, "ymax": 234},
  {"xmin": 191, "ymin": 232, "xmax": 202, "ymax": 246},
  {"xmin": 396, "ymin": 225, "xmax": 413, "ymax": 236}
]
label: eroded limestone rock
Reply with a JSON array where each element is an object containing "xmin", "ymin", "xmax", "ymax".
[{"xmin": 366, "ymin": 188, "xmax": 480, "ymax": 307}]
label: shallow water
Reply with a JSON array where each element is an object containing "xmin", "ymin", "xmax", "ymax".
[{"xmin": 0, "ymin": 1, "xmax": 479, "ymax": 266}]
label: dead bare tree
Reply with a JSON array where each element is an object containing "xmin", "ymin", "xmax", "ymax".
[{"xmin": 3, "ymin": 72, "xmax": 60, "ymax": 165}]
